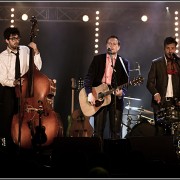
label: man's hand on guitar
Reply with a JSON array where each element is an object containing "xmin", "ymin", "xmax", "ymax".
[
  {"xmin": 113, "ymin": 88, "xmax": 123, "ymax": 97},
  {"xmin": 88, "ymin": 92, "xmax": 96, "ymax": 106}
]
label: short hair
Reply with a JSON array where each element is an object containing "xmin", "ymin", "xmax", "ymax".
[
  {"xmin": 3, "ymin": 27, "xmax": 21, "ymax": 40},
  {"xmin": 106, "ymin": 35, "xmax": 120, "ymax": 46},
  {"xmin": 164, "ymin": 36, "xmax": 177, "ymax": 47}
]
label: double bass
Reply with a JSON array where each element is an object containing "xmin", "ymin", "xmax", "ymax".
[{"xmin": 11, "ymin": 16, "xmax": 63, "ymax": 149}]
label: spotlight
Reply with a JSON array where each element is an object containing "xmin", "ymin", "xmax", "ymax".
[
  {"xmin": 22, "ymin": 14, "xmax": 28, "ymax": 21},
  {"xmin": 82, "ymin": 15, "xmax": 89, "ymax": 22},
  {"xmin": 141, "ymin": 15, "xmax": 148, "ymax": 22}
]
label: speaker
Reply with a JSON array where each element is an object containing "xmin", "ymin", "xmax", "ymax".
[
  {"xmin": 51, "ymin": 137, "xmax": 103, "ymax": 177},
  {"xmin": 127, "ymin": 136, "xmax": 178, "ymax": 163},
  {"xmin": 103, "ymin": 139, "xmax": 132, "ymax": 168},
  {"xmin": 103, "ymin": 137, "xmax": 179, "ymax": 178},
  {"xmin": 52, "ymin": 137, "xmax": 102, "ymax": 154}
]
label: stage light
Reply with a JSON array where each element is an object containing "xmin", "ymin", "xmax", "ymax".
[
  {"xmin": 166, "ymin": 7, "xmax": 169, "ymax": 12},
  {"xmin": 95, "ymin": 22, "xmax": 99, "ymax": 26},
  {"xmin": 82, "ymin": 15, "xmax": 89, "ymax": 22},
  {"xmin": 96, "ymin": 11, "xmax": 99, "ymax": 15},
  {"xmin": 95, "ymin": 39, "xmax": 98, "ymax": 43},
  {"xmin": 141, "ymin": 15, "xmax": 148, "ymax": 22},
  {"xmin": 96, "ymin": 16, "xmax": 99, "ymax": 20},
  {"xmin": 95, "ymin": 44, "xmax": 98, "ymax": 48},
  {"xmin": 175, "ymin": 22, "xmax": 179, "ymax": 26},
  {"xmin": 95, "ymin": 33, "xmax": 99, "ymax": 37},
  {"xmin": 22, "ymin": 14, "xmax": 28, "ymax": 21},
  {"xmin": 175, "ymin": 27, "xmax": 179, "ymax": 31},
  {"xmin": 95, "ymin": 27, "xmax": 99, "ymax": 32}
]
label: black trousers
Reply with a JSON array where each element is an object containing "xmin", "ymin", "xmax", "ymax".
[
  {"xmin": 93, "ymin": 104, "xmax": 123, "ymax": 139},
  {"xmin": 0, "ymin": 85, "xmax": 17, "ymax": 145}
]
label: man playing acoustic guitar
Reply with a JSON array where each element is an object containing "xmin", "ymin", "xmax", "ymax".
[{"xmin": 83, "ymin": 35, "xmax": 130, "ymax": 140}]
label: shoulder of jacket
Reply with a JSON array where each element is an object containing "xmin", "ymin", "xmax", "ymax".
[
  {"xmin": 153, "ymin": 56, "xmax": 164, "ymax": 63},
  {"xmin": 118, "ymin": 55, "xmax": 129, "ymax": 63}
]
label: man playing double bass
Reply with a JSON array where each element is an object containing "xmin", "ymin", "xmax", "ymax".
[{"xmin": 0, "ymin": 27, "xmax": 42, "ymax": 152}]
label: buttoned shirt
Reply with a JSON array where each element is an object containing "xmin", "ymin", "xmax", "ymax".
[
  {"xmin": 102, "ymin": 54, "xmax": 116, "ymax": 85},
  {"xmin": 0, "ymin": 45, "xmax": 42, "ymax": 87}
]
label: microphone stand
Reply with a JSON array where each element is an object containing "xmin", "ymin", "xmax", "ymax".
[
  {"xmin": 136, "ymin": 62, "xmax": 141, "ymax": 76},
  {"xmin": 17, "ymin": 73, "xmax": 22, "ymax": 152},
  {"xmin": 109, "ymin": 51, "xmax": 118, "ymax": 139}
]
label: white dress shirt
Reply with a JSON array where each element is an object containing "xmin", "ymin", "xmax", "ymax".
[{"xmin": 0, "ymin": 45, "xmax": 42, "ymax": 87}]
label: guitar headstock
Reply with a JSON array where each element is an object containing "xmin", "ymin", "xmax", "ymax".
[
  {"xmin": 130, "ymin": 76, "xmax": 144, "ymax": 86},
  {"xmin": 71, "ymin": 78, "xmax": 84, "ymax": 91},
  {"xmin": 30, "ymin": 16, "xmax": 39, "ymax": 42},
  {"xmin": 71, "ymin": 78, "xmax": 76, "ymax": 89},
  {"xmin": 78, "ymin": 78, "xmax": 84, "ymax": 91}
]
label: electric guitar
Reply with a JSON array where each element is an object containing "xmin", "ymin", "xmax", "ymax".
[{"xmin": 79, "ymin": 76, "xmax": 144, "ymax": 117}]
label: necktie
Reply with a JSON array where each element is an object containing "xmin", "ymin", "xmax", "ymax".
[
  {"xmin": 167, "ymin": 60, "xmax": 178, "ymax": 74},
  {"xmin": 12, "ymin": 50, "xmax": 20, "ymax": 79}
]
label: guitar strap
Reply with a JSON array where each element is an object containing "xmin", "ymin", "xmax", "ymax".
[{"xmin": 119, "ymin": 56, "xmax": 129, "ymax": 78}]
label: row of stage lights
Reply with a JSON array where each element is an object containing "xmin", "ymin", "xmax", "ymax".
[
  {"xmin": 10, "ymin": 8, "xmax": 28, "ymax": 28},
  {"xmin": 10, "ymin": 7, "xmax": 179, "ymax": 54},
  {"xmin": 10, "ymin": 7, "xmax": 99, "ymax": 54},
  {"xmin": 174, "ymin": 11, "xmax": 179, "ymax": 54}
]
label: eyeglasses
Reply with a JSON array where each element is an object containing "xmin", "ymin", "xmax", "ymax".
[{"xmin": 9, "ymin": 37, "xmax": 21, "ymax": 41}]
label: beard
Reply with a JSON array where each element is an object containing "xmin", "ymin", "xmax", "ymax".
[
  {"xmin": 165, "ymin": 53, "xmax": 174, "ymax": 60},
  {"xmin": 8, "ymin": 43, "xmax": 19, "ymax": 51}
]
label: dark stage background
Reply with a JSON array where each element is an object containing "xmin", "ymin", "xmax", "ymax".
[{"xmin": 0, "ymin": 1, "xmax": 177, "ymax": 136}]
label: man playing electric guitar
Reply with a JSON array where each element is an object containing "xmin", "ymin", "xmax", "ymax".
[{"xmin": 83, "ymin": 35, "xmax": 130, "ymax": 140}]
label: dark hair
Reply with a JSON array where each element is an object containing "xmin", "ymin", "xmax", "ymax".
[
  {"xmin": 3, "ymin": 27, "xmax": 21, "ymax": 40},
  {"xmin": 106, "ymin": 35, "xmax": 120, "ymax": 46},
  {"xmin": 164, "ymin": 36, "xmax": 177, "ymax": 47}
]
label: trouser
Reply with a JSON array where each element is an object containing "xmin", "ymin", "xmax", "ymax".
[
  {"xmin": 94, "ymin": 105, "xmax": 123, "ymax": 139},
  {"xmin": 0, "ymin": 85, "xmax": 17, "ymax": 146}
]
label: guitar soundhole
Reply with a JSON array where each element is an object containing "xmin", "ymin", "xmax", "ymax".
[{"xmin": 95, "ymin": 100, "xmax": 104, "ymax": 107}]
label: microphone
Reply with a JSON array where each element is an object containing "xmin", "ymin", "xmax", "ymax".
[
  {"xmin": 172, "ymin": 53, "xmax": 180, "ymax": 61},
  {"xmin": 107, "ymin": 48, "xmax": 112, "ymax": 55}
]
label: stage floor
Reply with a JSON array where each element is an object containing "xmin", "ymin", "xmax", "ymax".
[{"xmin": 0, "ymin": 136, "xmax": 180, "ymax": 178}]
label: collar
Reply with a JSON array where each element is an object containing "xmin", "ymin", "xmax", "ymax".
[
  {"xmin": 106, "ymin": 53, "xmax": 117, "ymax": 60},
  {"xmin": 7, "ymin": 46, "xmax": 19, "ymax": 54}
]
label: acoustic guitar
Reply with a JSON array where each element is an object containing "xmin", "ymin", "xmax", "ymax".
[
  {"xmin": 79, "ymin": 76, "xmax": 144, "ymax": 117},
  {"xmin": 66, "ymin": 77, "xmax": 93, "ymax": 137}
]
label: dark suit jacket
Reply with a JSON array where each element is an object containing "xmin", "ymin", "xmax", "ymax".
[
  {"xmin": 146, "ymin": 56, "xmax": 180, "ymax": 109},
  {"xmin": 84, "ymin": 53, "xmax": 129, "ymax": 110}
]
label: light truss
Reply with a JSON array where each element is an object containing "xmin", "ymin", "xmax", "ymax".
[
  {"xmin": 0, "ymin": 4, "xmax": 178, "ymax": 24},
  {"xmin": 0, "ymin": 6, "xmax": 100, "ymax": 23}
]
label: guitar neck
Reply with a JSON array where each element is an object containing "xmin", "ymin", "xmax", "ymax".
[
  {"xmin": 71, "ymin": 88, "xmax": 75, "ymax": 114},
  {"xmin": 103, "ymin": 82, "xmax": 129, "ymax": 97}
]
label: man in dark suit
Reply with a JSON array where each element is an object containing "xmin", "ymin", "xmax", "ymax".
[
  {"xmin": 84, "ymin": 35, "xmax": 130, "ymax": 139},
  {"xmin": 146, "ymin": 36, "xmax": 180, "ymax": 135}
]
